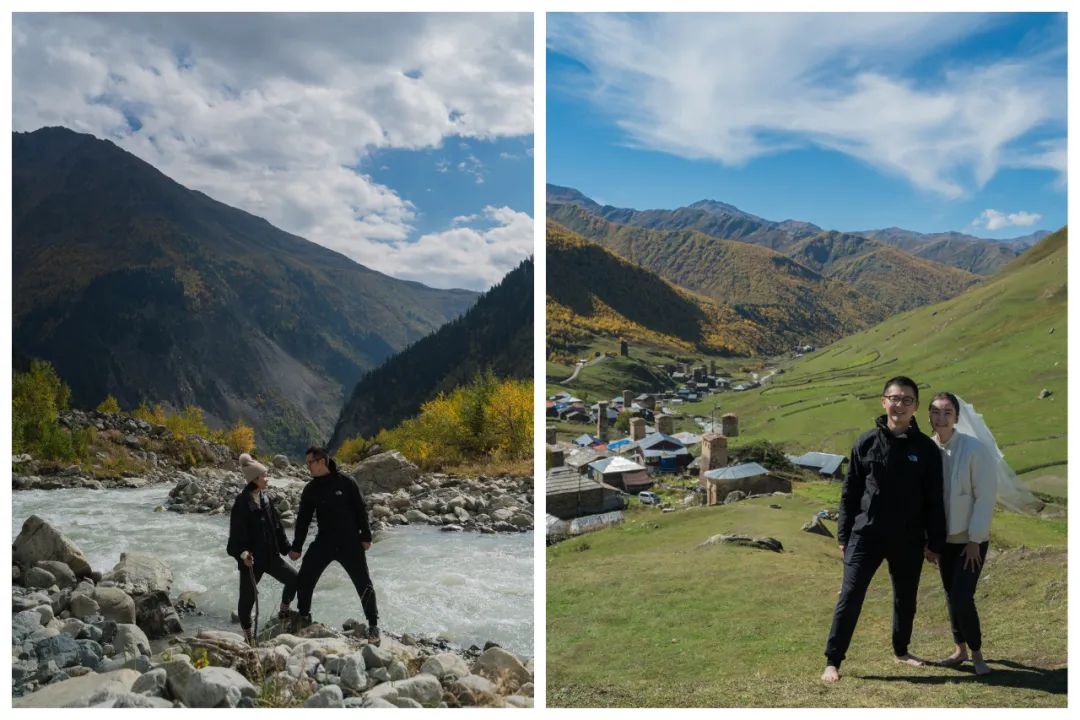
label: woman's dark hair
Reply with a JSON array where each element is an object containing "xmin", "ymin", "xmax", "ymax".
[
  {"xmin": 931, "ymin": 392, "xmax": 961, "ymax": 417},
  {"xmin": 305, "ymin": 446, "xmax": 337, "ymax": 473},
  {"xmin": 882, "ymin": 376, "xmax": 919, "ymax": 400}
]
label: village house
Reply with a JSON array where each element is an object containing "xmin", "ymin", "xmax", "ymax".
[
  {"xmin": 701, "ymin": 462, "xmax": 792, "ymax": 505},
  {"xmin": 587, "ymin": 456, "xmax": 652, "ymax": 493},
  {"xmin": 786, "ymin": 451, "xmax": 847, "ymax": 478},
  {"xmin": 633, "ymin": 432, "xmax": 692, "ymax": 473},
  {"xmin": 547, "ymin": 465, "xmax": 626, "ymax": 520}
]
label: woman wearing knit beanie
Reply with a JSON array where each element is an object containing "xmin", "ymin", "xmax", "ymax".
[{"xmin": 226, "ymin": 453, "xmax": 298, "ymax": 644}]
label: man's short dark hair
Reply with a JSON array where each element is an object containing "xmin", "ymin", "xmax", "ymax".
[
  {"xmin": 882, "ymin": 376, "xmax": 919, "ymax": 400},
  {"xmin": 306, "ymin": 446, "xmax": 329, "ymax": 459}
]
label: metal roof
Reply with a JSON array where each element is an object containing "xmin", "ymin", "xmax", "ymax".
[
  {"xmin": 787, "ymin": 452, "xmax": 846, "ymax": 476},
  {"xmin": 589, "ymin": 456, "xmax": 647, "ymax": 474},
  {"xmin": 636, "ymin": 432, "xmax": 686, "ymax": 450},
  {"xmin": 547, "ymin": 467, "xmax": 606, "ymax": 495},
  {"xmin": 703, "ymin": 462, "xmax": 770, "ymax": 481}
]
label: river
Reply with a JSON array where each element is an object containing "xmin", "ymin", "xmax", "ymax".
[{"xmin": 12, "ymin": 486, "xmax": 534, "ymax": 657}]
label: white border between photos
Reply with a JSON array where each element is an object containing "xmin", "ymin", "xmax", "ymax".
[{"xmin": 2, "ymin": 1, "xmax": 1077, "ymax": 717}]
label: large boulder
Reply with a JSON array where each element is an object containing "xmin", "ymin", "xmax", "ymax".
[
  {"xmin": 25, "ymin": 566, "xmax": 56, "ymax": 589},
  {"xmin": 35, "ymin": 560, "xmax": 78, "ymax": 590},
  {"xmin": 93, "ymin": 586, "xmax": 137, "ymax": 624},
  {"xmin": 13, "ymin": 515, "xmax": 93, "ymax": 578},
  {"xmin": 420, "ymin": 652, "xmax": 470, "ymax": 681},
  {"xmin": 68, "ymin": 593, "xmax": 100, "ymax": 619},
  {"xmin": 182, "ymin": 666, "xmax": 256, "ymax": 708},
  {"xmin": 35, "ymin": 634, "xmax": 81, "ymax": 668},
  {"xmin": 102, "ymin": 553, "xmax": 173, "ymax": 596},
  {"xmin": 352, "ymin": 451, "xmax": 420, "ymax": 496},
  {"xmin": 305, "ymin": 684, "xmax": 344, "ymax": 708},
  {"xmin": 113, "ymin": 624, "xmax": 151, "ymax": 659},
  {"xmin": 13, "ymin": 668, "xmax": 142, "ymax": 707},
  {"xmin": 135, "ymin": 590, "xmax": 184, "ymax": 638},
  {"xmin": 471, "ymin": 646, "xmax": 531, "ymax": 688}
]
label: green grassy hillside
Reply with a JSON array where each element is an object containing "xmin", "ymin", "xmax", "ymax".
[
  {"xmin": 548, "ymin": 491, "xmax": 1066, "ymax": 707},
  {"xmin": 676, "ymin": 227, "xmax": 1066, "ymax": 490}
]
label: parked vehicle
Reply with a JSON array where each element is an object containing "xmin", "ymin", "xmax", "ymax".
[{"xmin": 638, "ymin": 491, "xmax": 659, "ymax": 505}]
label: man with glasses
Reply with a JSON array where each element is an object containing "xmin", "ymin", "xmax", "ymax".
[
  {"xmin": 288, "ymin": 446, "xmax": 381, "ymax": 644},
  {"xmin": 821, "ymin": 376, "xmax": 946, "ymax": 683}
]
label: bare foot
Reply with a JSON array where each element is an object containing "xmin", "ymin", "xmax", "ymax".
[
  {"xmin": 894, "ymin": 653, "xmax": 926, "ymax": 667},
  {"xmin": 940, "ymin": 649, "xmax": 969, "ymax": 668},
  {"xmin": 821, "ymin": 665, "xmax": 840, "ymax": 683},
  {"xmin": 972, "ymin": 654, "xmax": 991, "ymax": 675}
]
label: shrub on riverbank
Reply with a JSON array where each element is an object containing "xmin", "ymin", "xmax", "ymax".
[{"xmin": 340, "ymin": 373, "xmax": 533, "ymax": 472}]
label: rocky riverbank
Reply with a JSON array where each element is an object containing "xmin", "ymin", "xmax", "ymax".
[
  {"xmin": 11, "ymin": 515, "xmax": 533, "ymax": 708},
  {"xmin": 13, "ymin": 410, "xmax": 533, "ymax": 534},
  {"xmin": 163, "ymin": 450, "xmax": 533, "ymax": 535}
]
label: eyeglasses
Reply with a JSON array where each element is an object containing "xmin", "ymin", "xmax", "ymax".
[
  {"xmin": 882, "ymin": 395, "xmax": 916, "ymax": 407},
  {"xmin": 306, "ymin": 458, "xmax": 323, "ymax": 467}
]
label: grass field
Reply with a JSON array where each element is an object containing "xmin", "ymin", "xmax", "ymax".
[{"xmin": 547, "ymin": 483, "xmax": 1067, "ymax": 707}]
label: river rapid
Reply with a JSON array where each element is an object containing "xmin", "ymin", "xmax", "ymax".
[{"xmin": 12, "ymin": 486, "xmax": 533, "ymax": 657}]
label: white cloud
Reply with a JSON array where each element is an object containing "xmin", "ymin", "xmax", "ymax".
[
  {"xmin": 972, "ymin": 209, "xmax": 1042, "ymax": 232},
  {"xmin": 549, "ymin": 13, "xmax": 1066, "ymax": 198},
  {"xmin": 13, "ymin": 13, "xmax": 533, "ymax": 288},
  {"xmin": 368, "ymin": 206, "xmax": 534, "ymax": 290}
]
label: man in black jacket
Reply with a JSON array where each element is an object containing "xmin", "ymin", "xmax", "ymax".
[
  {"xmin": 821, "ymin": 376, "xmax": 947, "ymax": 683},
  {"xmin": 289, "ymin": 446, "xmax": 380, "ymax": 643}
]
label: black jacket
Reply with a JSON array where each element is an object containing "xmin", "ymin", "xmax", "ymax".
[
  {"xmin": 837, "ymin": 415, "xmax": 947, "ymax": 553},
  {"xmin": 290, "ymin": 470, "xmax": 373, "ymax": 553},
  {"xmin": 226, "ymin": 486, "xmax": 290, "ymax": 566}
]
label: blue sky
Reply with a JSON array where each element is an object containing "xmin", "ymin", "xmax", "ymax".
[
  {"xmin": 364, "ymin": 136, "xmax": 533, "ymax": 237},
  {"xmin": 548, "ymin": 13, "xmax": 1066, "ymax": 238},
  {"xmin": 14, "ymin": 13, "xmax": 533, "ymax": 290}
]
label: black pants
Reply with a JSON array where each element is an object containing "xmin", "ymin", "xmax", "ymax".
[
  {"xmin": 237, "ymin": 555, "xmax": 298, "ymax": 631},
  {"xmin": 939, "ymin": 541, "xmax": 989, "ymax": 652},
  {"xmin": 824, "ymin": 533, "xmax": 925, "ymax": 667},
  {"xmin": 296, "ymin": 541, "xmax": 379, "ymax": 626}
]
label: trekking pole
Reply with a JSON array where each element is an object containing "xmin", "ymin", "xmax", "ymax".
[{"xmin": 247, "ymin": 563, "xmax": 260, "ymax": 648}]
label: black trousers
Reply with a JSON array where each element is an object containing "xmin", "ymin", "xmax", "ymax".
[
  {"xmin": 296, "ymin": 541, "xmax": 379, "ymax": 626},
  {"xmin": 824, "ymin": 532, "xmax": 925, "ymax": 667},
  {"xmin": 237, "ymin": 555, "xmax": 298, "ymax": 630},
  {"xmin": 939, "ymin": 541, "xmax": 989, "ymax": 652}
]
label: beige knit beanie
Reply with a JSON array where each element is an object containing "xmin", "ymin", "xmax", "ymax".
[{"xmin": 239, "ymin": 453, "xmax": 269, "ymax": 483}]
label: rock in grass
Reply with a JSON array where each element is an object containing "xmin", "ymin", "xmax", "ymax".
[
  {"xmin": 801, "ymin": 516, "xmax": 834, "ymax": 538},
  {"xmin": 698, "ymin": 533, "xmax": 783, "ymax": 553}
]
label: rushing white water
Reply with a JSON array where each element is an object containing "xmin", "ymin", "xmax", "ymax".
[{"xmin": 12, "ymin": 487, "xmax": 534, "ymax": 657}]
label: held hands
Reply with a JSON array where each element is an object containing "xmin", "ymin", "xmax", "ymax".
[
  {"xmin": 361, "ymin": 542, "xmax": 372, "ymax": 551},
  {"xmin": 923, "ymin": 547, "xmax": 940, "ymax": 566},
  {"xmin": 288, "ymin": 550, "xmax": 301, "ymax": 561},
  {"xmin": 961, "ymin": 542, "xmax": 983, "ymax": 571},
  {"xmin": 838, "ymin": 544, "xmax": 845, "ymax": 555},
  {"xmin": 241, "ymin": 551, "xmax": 254, "ymax": 567}
]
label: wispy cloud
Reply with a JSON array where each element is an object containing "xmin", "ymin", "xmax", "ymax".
[
  {"xmin": 385, "ymin": 206, "xmax": 534, "ymax": 289},
  {"xmin": 971, "ymin": 208, "xmax": 1042, "ymax": 232},
  {"xmin": 549, "ymin": 13, "xmax": 1066, "ymax": 199},
  {"xmin": 14, "ymin": 13, "xmax": 533, "ymax": 288}
]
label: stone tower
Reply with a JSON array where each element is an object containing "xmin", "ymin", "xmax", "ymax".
[
  {"xmin": 699, "ymin": 432, "xmax": 728, "ymax": 481},
  {"xmin": 629, "ymin": 417, "xmax": 647, "ymax": 441},
  {"xmin": 722, "ymin": 413, "xmax": 739, "ymax": 437}
]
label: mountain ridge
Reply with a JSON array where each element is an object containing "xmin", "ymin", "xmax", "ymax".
[{"xmin": 14, "ymin": 126, "xmax": 480, "ymax": 454}]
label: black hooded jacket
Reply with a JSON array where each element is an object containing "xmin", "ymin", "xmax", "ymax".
[
  {"xmin": 226, "ymin": 485, "xmax": 290, "ymax": 566},
  {"xmin": 290, "ymin": 469, "xmax": 373, "ymax": 553},
  {"xmin": 837, "ymin": 415, "xmax": 947, "ymax": 553}
]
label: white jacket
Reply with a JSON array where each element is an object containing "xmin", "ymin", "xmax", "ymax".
[{"xmin": 935, "ymin": 432, "xmax": 997, "ymax": 543}]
